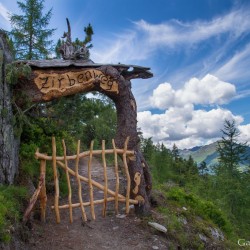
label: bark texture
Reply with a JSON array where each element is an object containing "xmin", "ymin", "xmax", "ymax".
[
  {"xmin": 0, "ymin": 31, "xmax": 19, "ymax": 184},
  {"xmin": 16, "ymin": 60, "xmax": 153, "ymax": 214}
]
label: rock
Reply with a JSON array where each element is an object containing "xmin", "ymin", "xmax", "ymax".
[
  {"xmin": 178, "ymin": 216, "xmax": 187, "ymax": 225},
  {"xmin": 148, "ymin": 222, "xmax": 167, "ymax": 233},
  {"xmin": 199, "ymin": 233, "xmax": 207, "ymax": 243},
  {"xmin": 209, "ymin": 227, "xmax": 224, "ymax": 241},
  {"xmin": 112, "ymin": 226, "xmax": 119, "ymax": 230},
  {"xmin": 152, "ymin": 246, "xmax": 159, "ymax": 249},
  {"xmin": 116, "ymin": 214, "xmax": 126, "ymax": 219}
]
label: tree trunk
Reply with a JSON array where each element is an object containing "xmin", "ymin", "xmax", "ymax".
[{"xmin": 0, "ymin": 32, "xmax": 19, "ymax": 184}]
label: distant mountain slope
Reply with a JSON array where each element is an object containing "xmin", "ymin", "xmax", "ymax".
[{"xmin": 180, "ymin": 141, "xmax": 250, "ymax": 168}]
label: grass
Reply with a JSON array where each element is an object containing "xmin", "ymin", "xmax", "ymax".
[
  {"xmin": 151, "ymin": 185, "xmax": 239, "ymax": 249},
  {"xmin": 0, "ymin": 185, "xmax": 27, "ymax": 243}
]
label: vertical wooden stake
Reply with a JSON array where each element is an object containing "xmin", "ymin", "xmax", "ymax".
[
  {"xmin": 40, "ymin": 159, "xmax": 47, "ymax": 223},
  {"xmin": 102, "ymin": 140, "xmax": 108, "ymax": 217},
  {"xmin": 88, "ymin": 141, "xmax": 95, "ymax": 220},
  {"xmin": 62, "ymin": 140, "xmax": 73, "ymax": 223},
  {"xmin": 123, "ymin": 137, "xmax": 130, "ymax": 214},
  {"xmin": 52, "ymin": 137, "xmax": 60, "ymax": 223},
  {"xmin": 75, "ymin": 140, "xmax": 87, "ymax": 222},
  {"xmin": 112, "ymin": 139, "xmax": 119, "ymax": 214}
]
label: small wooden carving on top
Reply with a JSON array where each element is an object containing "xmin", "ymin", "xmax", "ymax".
[{"xmin": 59, "ymin": 18, "xmax": 89, "ymax": 60}]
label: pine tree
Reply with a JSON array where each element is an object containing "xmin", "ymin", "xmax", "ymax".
[
  {"xmin": 199, "ymin": 161, "xmax": 208, "ymax": 176},
  {"xmin": 216, "ymin": 119, "xmax": 250, "ymax": 218},
  {"xmin": 217, "ymin": 119, "xmax": 248, "ymax": 176},
  {"xmin": 10, "ymin": 0, "xmax": 55, "ymax": 60}
]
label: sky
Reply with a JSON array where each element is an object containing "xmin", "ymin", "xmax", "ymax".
[{"xmin": 1, "ymin": 0, "xmax": 250, "ymax": 149}]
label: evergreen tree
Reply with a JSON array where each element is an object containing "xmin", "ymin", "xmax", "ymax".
[
  {"xmin": 215, "ymin": 119, "xmax": 250, "ymax": 224},
  {"xmin": 172, "ymin": 143, "xmax": 179, "ymax": 161},
  {"xmin": 217, "ymin": 119, "xmax": 248, "ymax": 176},
  {"xmin": 10, "ymin": 0, "xmax": 55, "ymax": 59},
  {"xmin": 198, "ymin": 161, "xmax": 208, "ymax": 176}
]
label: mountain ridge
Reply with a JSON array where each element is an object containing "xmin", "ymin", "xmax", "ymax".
[{"xmin": 179, "ymin": 141, "xmax": 250, "ymax": 167}]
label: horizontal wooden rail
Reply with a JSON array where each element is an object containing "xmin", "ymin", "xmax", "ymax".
[
  {"xmin": 52, "ymin": 197, "xmax": 138, "ymax": 210},
  {"xmin": 35, "ymin": 148, "xmax": 134, "ymax": 161}
]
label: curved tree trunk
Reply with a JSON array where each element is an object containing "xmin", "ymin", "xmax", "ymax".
[
  {"xmin": 15, "ymin": 60, "xmax": 153, "ymax": 214},
  {"xmin": 0, "ymin": 31, "xmax": 19, "ymax": 184}
]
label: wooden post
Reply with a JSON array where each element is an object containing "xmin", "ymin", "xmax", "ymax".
[
  {"xmin": 62, "ymin": 140, "xmax": 73, "ymax": 223},
  {"xmin": 52, "ymin": 137, "xmax": 60, "ymax": 223},
  {"xmin": 112, "ymin": 139, "xmax": 119, "ymax": 214},
  {"xmin": 75, "ymin": 140, "xmax": 87, "ymax": 222},
  {"xmin": 88, "ymin": 141, "xmax": 95, "ymax": 220},
  {"xmin": 102, "ymin": 140, "xmax": 108, "ymax": 217},
  {"xmin": 40, "ymin": 159, "xmax": 47, "ymax": 223},
  {"xmin": 123, "ymin": 137, "xmax": 130, "ymax": 214}
]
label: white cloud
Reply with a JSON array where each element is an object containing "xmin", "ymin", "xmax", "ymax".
[
  {"xmin": 91, "ymin": 31, "xmax": 153, "ymax": 64},
  {"xmin": 150, "ymin": 74, "xmax": 236, "ymax": 109},
  {"xmin": 138, "ymin": 106, "xmax": 243, "ymax": 149},
  {"xmin": 134, "ymin": 8, "xmax": 250, "ymax": 49},
  {"xmin": 214, "ymin": 44, "xmax": 250, "ymax": 84},
  {"xmin": 0, "ymin": 3, "xmax": 9, "ymax": 21},
  {"xmin": 138, "ymin": 74, "xmax": 246, "ymax": 149},
  {"xmin": 91, "ymin": 7, "xmax": 250, "ymax": 65},
  {"xmin": 149, "ymin": 82, "xmax": 175, "ymax": 109},
  {"xmin": 238, "ymin": 124, "xmax": 250, "ymax": 143}
]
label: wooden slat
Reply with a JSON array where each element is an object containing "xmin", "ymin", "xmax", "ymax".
[
  {"xmin": 62, "ymin": 140, "xmax": 73, "ymax": 223},
  {"xmin": 123, "ymin": 137, "xmax": 131, "ymax": 214},
  {"xmin": 75, "ymin": 140, "xmax": 87, "ymax": 222},
  {"xmin": 112, "ymin": 139, "xmax": 119, "ymax": 214},
  {"xmin": 23, "ymin": 173, "xmax": 45, "ymax": 223},
  {"xmin": 102, "ymin": 140, "xmax": 108, "ymax": 217},
  {"xmin": 40, "ymin": 159, "xmax": 47, "ymax": 223},
  {"xmin": 88, "ymin": 141, "xmax": 95, "ymax": 220},
  {"xmin": 52, "ymin": 137, "xmax": 60, "ymax": 223}
]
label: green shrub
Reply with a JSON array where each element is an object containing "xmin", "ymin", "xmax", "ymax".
[
  {"xmin": 166, "ymin": 187, "xmax": 232, "ymax": 234},
  {"xmin": 0, "ymin": 185, "xmax": 27, "ymax": 243}
]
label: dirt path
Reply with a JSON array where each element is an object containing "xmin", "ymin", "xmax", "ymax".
[{"xmin": 23, "ymin": 158, "xmax": 168, "ymax": 250}]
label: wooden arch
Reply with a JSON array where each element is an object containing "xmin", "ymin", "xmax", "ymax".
[{"xmin": 16, "ymin": 59, "xmax": 153, "ymax": 214}]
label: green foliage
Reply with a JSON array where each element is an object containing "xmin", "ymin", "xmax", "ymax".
[
  {"xmin": 217, "ymin": 119, "xmax": 249, "ymax": 173},
  {"xmin": 5, "ymin": 63, "xmax": 32, "ymax": 86},
  {"xmin": 166, "ymin": 187, "xmax": 232, "ymax": 234},
  {"xmin": 0, "ymin": 108, "xmax": 8, "ymax": 118},
  {"xmin": 19, "ymin": 94, "xmax": 116, "ymax": 197},
  {"xmin": 9, "ymin": 0, "xmax": 55, "ymax": 59},
  {"xmin": 0, "ymin": 186, "xmax": 27, "ymax": 243}
]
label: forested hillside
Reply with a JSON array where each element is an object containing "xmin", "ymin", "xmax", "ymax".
[
  {"xmin": 180, "ymin": 141, "xmax": 250, "ymax": 169},
  {"xmin": 140, "ymin": 120, "xmax": 250, "ymax": 247}
]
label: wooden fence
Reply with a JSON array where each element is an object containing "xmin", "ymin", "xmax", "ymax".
[{"xmin": 23, "ymin": 137, "xmax": 138, "ymax": 224}]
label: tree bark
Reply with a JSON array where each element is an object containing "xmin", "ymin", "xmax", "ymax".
[
  {"xmin": 16, "ymin": 60, "xmax": 153, "ymax": 214},
  {"xmin": 0, "ymin": 31, "xmax": 19, "ymax": 184}
]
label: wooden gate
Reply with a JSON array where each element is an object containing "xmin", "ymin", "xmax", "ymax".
[{"xmin": 23, "ymin": 137, "xmax": 139, "ymax": 224}]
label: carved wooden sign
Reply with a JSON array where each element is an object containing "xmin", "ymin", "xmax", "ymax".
[{"xmin": 33, "ymin": 69, "xmax": 119, "ymax": 101}]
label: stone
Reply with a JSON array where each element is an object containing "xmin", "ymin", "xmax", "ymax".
[{"xmin": 148, "ymin": 222, "xmax": 167, "ymax": 233}]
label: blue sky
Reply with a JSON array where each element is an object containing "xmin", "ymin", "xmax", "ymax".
[{"xmin": 1, "ymin": 0, "xmax": 250, "ymax": 148}]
